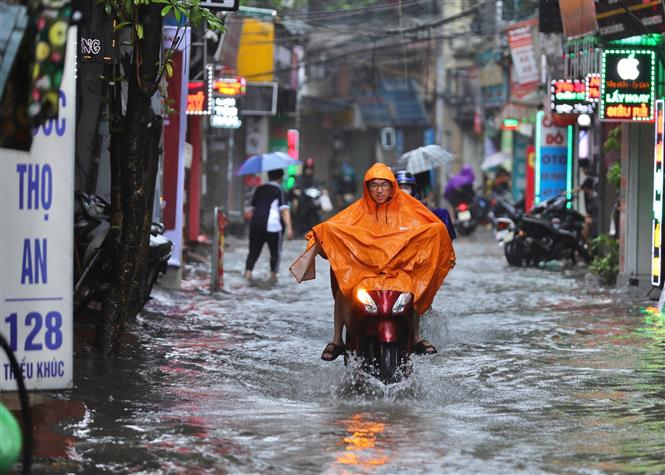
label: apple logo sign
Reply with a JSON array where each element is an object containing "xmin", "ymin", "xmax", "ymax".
[{"xmin": 617, "ymin": 53, "xmax": 640, "ymax": 81}]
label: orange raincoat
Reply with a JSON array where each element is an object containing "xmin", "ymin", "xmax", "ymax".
[{"xmin": 291, "ymin": 162, "xmax": 455, "ymax": 314}]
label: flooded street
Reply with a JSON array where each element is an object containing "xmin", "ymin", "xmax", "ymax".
[{"xmin": 50, "ymin": 231, "xmax": 664, "ymax": 474}]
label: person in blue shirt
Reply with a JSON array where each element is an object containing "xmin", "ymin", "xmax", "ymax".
[{"xmin": 395, "ymin": 170, "xmax": 456, "ymax": 241}]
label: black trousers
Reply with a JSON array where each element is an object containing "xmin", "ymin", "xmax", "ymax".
[{"xmin": 245, "ymin": 228, "xmax": 282, "ymax": 272}]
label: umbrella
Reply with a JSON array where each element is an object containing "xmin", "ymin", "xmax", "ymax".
[
  {"xmin": 394, "ymin": 145, "xmax": 455, "ymax": 174},
  {"xmin": 480, "ymin": 151, "xmax": 511, "ymax": 171},
  {"xmin": 236, "ymin": 152, "xmax": 301, "ymax": 176}
]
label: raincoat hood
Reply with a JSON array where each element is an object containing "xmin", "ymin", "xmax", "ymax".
[
  {"xmin": 292, "ymin": 162, "xmax": 455, "ymax": 314},
  {"xmin": 359, "ymin": 163, "xmax": 401, "ymax": 222}
]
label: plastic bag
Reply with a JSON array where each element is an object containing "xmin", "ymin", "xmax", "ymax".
[{"xmin": 320, "ymin": 191, "xmax": 333, "ymax": 212}]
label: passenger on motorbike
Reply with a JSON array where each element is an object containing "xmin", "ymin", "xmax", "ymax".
[
  {"xmin": 289, "ymin": 163, "xmax": 456, "ymax": 362},
  {"xmin": 395, "ymin": 170, "xmax": 457, "ymax": 241},
  {"xmin": 290, "ymin": 158, "xmax": 323, "ymax": 236}
]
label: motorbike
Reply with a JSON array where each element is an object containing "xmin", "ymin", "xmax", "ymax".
[
  {"xmin": 293, "ymin": 186, "xmax": 323, "ymax": 235},
  {"xmin": 74, "ymin": 192, "xmax": 173, "ymax": 315},
  {"xmin": 489, "ymin": 195, "xmax": 521, "ymax": 244},
  {"xmin": 503, "ymin": 194, "xmax": 590, "ymax": 267},
  {"xmin": 344, "ymin": 287, "xmax": 417, "ymax": 384},
  {"xmin": 454, "ymin": 201, "xmax": 477, "ymax": 236}
]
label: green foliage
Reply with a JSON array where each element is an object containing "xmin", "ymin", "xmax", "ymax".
[
  {"xmin": 602, "ymin": 125, "xmax": 621, "ymax": 155},
  {"xmin": 589, "ymin": 234, "xmax": 619, "ymax": 286},
  {"xmin": 607, "ymin": 160, "xmax": 621, "ymax": 192},
  {"xmin": 104, "ymin": 0, "xmax": 224, "ymax": 81}
]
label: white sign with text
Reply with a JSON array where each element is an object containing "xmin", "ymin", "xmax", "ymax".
[{"xmin": 0, "ymin": 28, "xmax": 76, "ymax": 390}]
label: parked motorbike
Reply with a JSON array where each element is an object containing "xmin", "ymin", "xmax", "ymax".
[
  {"xmin": 489, "ymin": 195, "xmax": 521, "ymax": 244},
  {"xmin": 74, "ymin": 192, "xmax": 173, "ymax": 315},
  {"xmin": 503, "ymin": 194, "xmax": 590, "ymax": 267},
  {"xmin": 344, "ymin": 287, "xmax": 417, "ymax": 384}
]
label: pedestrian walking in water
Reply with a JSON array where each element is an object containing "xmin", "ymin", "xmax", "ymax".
[{"xmin": 244, "ymin": 169, "xmax": 294, "ymax": 282}]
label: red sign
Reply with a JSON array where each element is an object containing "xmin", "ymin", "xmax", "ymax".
[
  {"xmin": 186, "ymin": 81, "xmax": 210, "ymax": 115},
  {"xmin": 287, "ymin": 129, "xmax": 299, "ymax": 159}
]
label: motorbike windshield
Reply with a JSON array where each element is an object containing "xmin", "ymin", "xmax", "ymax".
[{"xmin": 295, "ymin": 163, "xmax": 456, "ymax": 314}]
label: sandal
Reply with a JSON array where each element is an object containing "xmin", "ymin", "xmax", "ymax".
[
  {"xmin": 415, "ymin": 339, "xmax": 437, "ymax": 355},
  {"xmin": 321, "ymin": 342, "xmax": 345, "ymax": 361}
]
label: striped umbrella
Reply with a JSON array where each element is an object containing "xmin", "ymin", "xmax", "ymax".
[{"xmin": 395, "ymin": 145, "xmax": 455, "ymax": 174}]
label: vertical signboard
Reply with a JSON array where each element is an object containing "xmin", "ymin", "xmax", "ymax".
[
  {"xmin": 512, "ymin": 133, "xmax": 529, "ymax": 202},
  {"xmin": 1, "ymin": 28, "xmax": 76, "ymax": 390},
  {"xmin": 535, "ymin": 112, "xmax": 568, "ymax": 203},
  {"xmin": 600, "ymin": 49, "xmax": 656, "ymax": 122},
  {"xmin": 506, "ymin": 20, "xmax": 539, "ymax": 85},
  {"xmin": 162, "ymin": 26, "xmax": 190, "ymax": 267},
  {"xmin": 652, "ymin": 99, "xmax": 665, "ymax": 286}
]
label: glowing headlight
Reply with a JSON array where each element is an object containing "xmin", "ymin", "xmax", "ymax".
[
  {"xmin": 392, "ymin": 292, "xmax": 412, "ymax": 313},
  {"xmin": 356, "ymin": 288, "xmax": 377, "ymax": 314}
]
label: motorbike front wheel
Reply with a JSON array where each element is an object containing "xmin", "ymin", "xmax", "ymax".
[{"xmin": 505, "ymin": 237, "xmax": 527, "ymax": 267}]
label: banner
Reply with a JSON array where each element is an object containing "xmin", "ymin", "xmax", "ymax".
[
  {"xmin": 506, "ymin": 20, "xmax": 539, "ymax": 86},
  {"xmin": 1, "ymin": 28, "xmax": 76, "ymax": 391}
]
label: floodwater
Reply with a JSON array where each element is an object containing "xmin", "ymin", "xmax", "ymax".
[{"xmin": 41, "ymin": 231, "xmax": 665, "ymax": 474}]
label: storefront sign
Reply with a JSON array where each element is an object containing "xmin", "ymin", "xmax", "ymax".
[
  {"xmin": 210, "ymin": 96, "xmax": 241, "ymax": 128},
  {"xmin": 213, "ymin": 76, "xmax": 246, "ymax": 97},
  {"xmin": 502, "ymin": 118, "xmax": 519, "ymax": 130},
  {"xmin": 186, "ymin": 65, "xmax": 212, "ymax": 116},
  {"xmin": 186, "ymin": 81, "xmax": 210, "ymax": 115},
  {"xmin": 550, "ymin": 79, "xmax": 594, "ymax": 114},
  {"xmin": 595, "ymin": 0, "xmax": 665, "ymax": 42},
  {"xmin": 1, "ymin": 28, "xmax": 76, "ymax": 391},
  {"xmin": 600, "ymin": 49, "xmax": 656, "ymax": 122},
  {"xmin": 585, "ymin": 73, "xmax": 600, "ymax": 102},
  {"xmin": 535, "ymin": 111, "xmax": 569, "ymax": 203},
  {"xmin": 652, "ymin": 99, "xmax": 664, "ymax": 286}
]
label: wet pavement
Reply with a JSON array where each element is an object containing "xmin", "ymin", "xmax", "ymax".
[{"xmin": 27, "ymin": 230, "xmax": 665, "ymax": 473}]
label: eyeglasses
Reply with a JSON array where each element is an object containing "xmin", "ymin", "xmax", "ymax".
[{"xmin": 367, "ymin": 181, "xmax": 393, "ymax": 191}]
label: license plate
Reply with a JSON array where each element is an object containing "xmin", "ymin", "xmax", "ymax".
[{"xmin": 458, "ymin": 210, "xmax": 471, "ymax": 221}]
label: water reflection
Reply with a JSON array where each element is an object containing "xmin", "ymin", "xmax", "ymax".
[{"xmin": 334, "ymin": 413, "xmax": 389, "ymax": 471}]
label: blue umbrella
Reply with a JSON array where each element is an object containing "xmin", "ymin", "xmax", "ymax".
[{"xmin": 236, "ymin": 152, "xmax": 301, "ymax": 176}]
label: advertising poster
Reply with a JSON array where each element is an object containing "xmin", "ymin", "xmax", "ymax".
[{"xmin": 1, "ymin": 28, "xmax": 76, "ymax": 390}]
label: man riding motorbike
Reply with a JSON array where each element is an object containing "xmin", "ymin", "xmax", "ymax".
[{"xmin": 289, "ymin": 163, "xmax": 456, "ymax": 362}]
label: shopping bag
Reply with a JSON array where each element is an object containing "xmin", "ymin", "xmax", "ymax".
[{"xmin": 289, "ymin": 242, "xmax": 320, "ymax": 282}]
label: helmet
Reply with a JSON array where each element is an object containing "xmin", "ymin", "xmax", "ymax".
[{"xmin": 395, "ymin": 170, "xmax": 416, "ymax": 186}]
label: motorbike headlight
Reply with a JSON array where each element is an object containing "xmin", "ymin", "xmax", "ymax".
[
  {"xmin": 392, "ymin": 292, "xmax": 412, "ymax": 313},
  {"xmin": 356, "ymin": 288, "xmax": 378, "ymax": 314}
]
